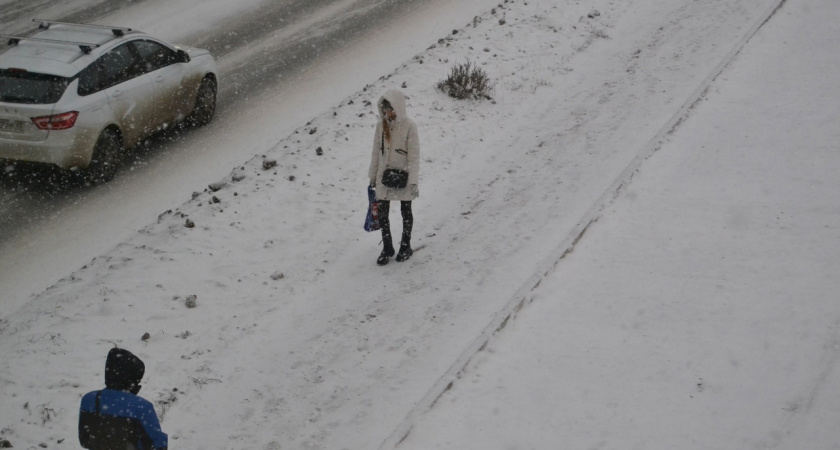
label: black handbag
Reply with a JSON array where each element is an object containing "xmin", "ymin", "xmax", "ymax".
[
  {"xmin": 382, "ymin": 168, "xmax": 409, "ymax": 189},
  {"xmin": 379, "ymin": 129, "xmax": 409, "ymax": 189}
]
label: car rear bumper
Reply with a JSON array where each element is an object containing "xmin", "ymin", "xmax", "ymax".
[{"xmin": 0, "ymin": 128, "xmax": 98, "ymax": 169}]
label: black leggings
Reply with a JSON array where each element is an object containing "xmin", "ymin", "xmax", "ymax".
[{"xmin": 379, "ymin": 200, "xmax": 413, "ymax": 248}]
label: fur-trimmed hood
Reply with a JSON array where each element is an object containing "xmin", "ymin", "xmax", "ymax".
[{"xmin": 378, "ymin": 89, "xmax": 408, "ymax": 126}]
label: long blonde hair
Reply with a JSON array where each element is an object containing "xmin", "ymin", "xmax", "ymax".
[{"xmin": 382, "ymin": 117, "xmax": 391, "ymax": 144}]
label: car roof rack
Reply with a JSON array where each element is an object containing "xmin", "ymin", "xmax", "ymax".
[
  {"xmin": 1, "ymin": 34, "xmax": 101, "ymax": 54},
  {"xmin": 33, "ymin": 19, "xmax": 133, "ymax": 37}
]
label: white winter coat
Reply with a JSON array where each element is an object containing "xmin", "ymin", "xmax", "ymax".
[{"xmin": 369, "ymin": 89, "xmax": 420, "ymax": 202}]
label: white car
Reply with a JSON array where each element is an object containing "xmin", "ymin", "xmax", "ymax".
[{"xmin": 0, "ymin": 20, "xmax": 217, "ymax": 182}]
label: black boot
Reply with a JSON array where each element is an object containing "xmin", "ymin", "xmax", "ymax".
[
  {"xmin": 395, "ymin": 242, "xmax": 413, "ymax": 262},
  {"xmin": 377, "ymin": 245, "xmax": 395, "ymax": 265}
]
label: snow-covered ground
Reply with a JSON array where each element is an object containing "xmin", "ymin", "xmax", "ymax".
[
  {"xmin": 397, "ymin": 0, "xmax": 840, "ymax": 448},
  {"xmin": 2, "ymin": 0, "xmax": 839, "ymax": 448}
]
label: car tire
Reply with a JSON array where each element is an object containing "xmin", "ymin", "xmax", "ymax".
[
  {"xmin": 187, "ymin": 77, "xmax": 217, "ymax": 128},
  {"xmin": 85, "ymin": 128, "xmax": 121, "ymax": 184}
]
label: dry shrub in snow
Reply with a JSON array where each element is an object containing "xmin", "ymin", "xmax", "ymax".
[{"xmin": 436, "ymin": 61, "xmax": 495, "ymax": 100}]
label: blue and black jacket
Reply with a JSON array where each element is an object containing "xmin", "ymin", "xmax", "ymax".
[{"xmin": 78, "ymin": 348, "xmax": 168, "ymax": 450}]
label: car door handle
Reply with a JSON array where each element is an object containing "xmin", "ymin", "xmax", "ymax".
[
  {"xmin": 155, "ymin": 75, "xmax": 165, "ymax": 83},
  {"xmin": 112, "ymin": 89, "xmax": 123, "ymax": 98}
]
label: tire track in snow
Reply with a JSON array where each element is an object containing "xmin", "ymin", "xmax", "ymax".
[{"xmin": 206, "ymin": 0, "xmax": 443, "ymax": 108}]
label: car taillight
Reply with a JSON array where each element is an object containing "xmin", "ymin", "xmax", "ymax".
[{"xmin": 31, "ymin": 111, "xmax": 79, "ymax": 130}]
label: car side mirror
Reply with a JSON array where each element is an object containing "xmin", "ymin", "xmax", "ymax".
[{"xmin": 176, "ymin": 49, "xmax": 190, "ymax": 63}]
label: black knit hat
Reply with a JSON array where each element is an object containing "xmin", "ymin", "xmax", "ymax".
[{"xmin": 105, "ymin": 347, "xmax": 145, "ymax": 394}]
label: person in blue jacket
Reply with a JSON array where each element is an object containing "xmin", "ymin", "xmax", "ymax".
[{"xmin": 78, "ymin": 347, "xmax": 168, "ymax": 450}]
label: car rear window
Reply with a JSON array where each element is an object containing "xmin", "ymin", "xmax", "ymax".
[{"xmin": 0, "ymin": 70, "xmax": 70, "ymax": 104}]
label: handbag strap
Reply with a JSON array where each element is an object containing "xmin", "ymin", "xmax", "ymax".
[{"xmin": 381, "ymin": 123, "xmax": 408, "ymax": 171}]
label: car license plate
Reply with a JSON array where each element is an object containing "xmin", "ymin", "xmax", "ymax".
[{"xmin": 0, "ymin": 118, "xmax": 23, "ymax": 133}]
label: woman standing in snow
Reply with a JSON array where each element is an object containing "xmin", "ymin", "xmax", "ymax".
[{"xmin": 369, "ymin": 89, "xmax": 420, "ymax": 265}]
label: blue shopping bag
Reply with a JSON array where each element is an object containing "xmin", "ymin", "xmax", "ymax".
[{"xmin": 364, "ymin": 185, "xmax": 380, "ymax": 232}]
